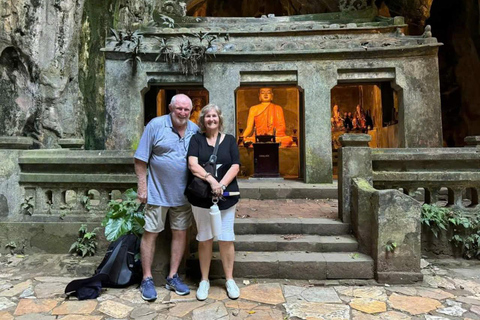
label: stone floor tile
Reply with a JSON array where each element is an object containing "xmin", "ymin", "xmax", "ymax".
[
  {"xmin": 415, "ymin": 287, "xmax": 455, "ymax": 300},
  {"xmin": 436, "ymin": 299, "xmax": 467, "ymax": 317},
  {"xmin": 377, "ymin": 311, "xmax": 412, "ymax": 320},
  {"xmin": 208, "ymin": 286, "xmax": 228, "ymax": 300},
  {"xmin": 58, "ymin": 316, "xmax": 103, "ymax": 320},
  {"xmin": 168, "ymin": 301, "xmax": 205, "ymax": 318},
  {"xmin": 0, "ymin": 280, "xmax": 32, "ymax": 297},
  {"xmin": 240, "ymin": 284, "xmax": 285, "ymax": 305},
  {"xmin": 51, "ymin": 300, "xmax": 97, "ymax": 315},
  {"xmin": 35, "ymin": 277, "xmax": 77, "ymax": 284},
  {"xmin": 15, "ymin": 315, "xmax": 57, "ymax": 320},
  {"xmin": 283, "ymin": 285, "xmax": 305, "ymax": 298},
  {"xmin": 284, "ymin": 302, "xmax": 350, "ymax": 320},
  {"xmin": 0, "ymin": 311, "xmax": 13, "ymax": 320},
  {"xmin": 134, "ymin": 314, "xmax": 158, "ymax": 320},
  {"xmin": 423, "ymin": 276, "xmax": 456, "ymax": 290},
  {"xmin": 349, "ymin": 298, "xmax": 387, "ymax": 314},
  {"xmin": 471, "ymin": 305, "xmax": 480, "ymax": 316},
  {"xmin": 456, "ymin": 296, "xmax": 480, "ymax": 306},
  {"xmin": 96, "ymin": 293, "xmax": 116, "ymax": 301},
  {"xmin": 13, "ymin": 299, "xmax": 58, "ymax": 316},
  {"xmin": 98, "ymin": 300, "xmax": 134, "ymax": 318},
  {"xmin": 225, "ymin": 300, "xmax": 258, "ymax": 309},
  {"xmin": 388, "ymin": 293, "xmax": 442, "ymax": 315},
  {"xmin": 351, "ymin": 310, "xmax": 377, "ymax": 320},
  {"xmin": 0, "ymin": 297, "xmax": 15, "ymax": 311},
  {"xmin": 242, "ymin": 308, "xmax": 284, "ymax": 320},
  {"xmin": 424, "ymin": 316, "xmax": 449, "ymax": 320},
  {"xmin": 385, "ymin": 286, "xmax": 417, "ymax": 296},
  {"xmin": 191, "ymin": 301, "xmax": 228, "ymax": 320},
  {"xmin": 451, "ymin": 278, "xmax": 480, "ymax": 294},
  {"xmin": 130, "ymin": 306, "xmax": 157, "ymax": 318},
  {"xmin": 169, "ymin": 291, "xmax": 198, "ymax": 303},
  {"xmin": 19, "ymin": 287, "xmax": 34, "ymax": 298},
  {"xmin": 336, "ymin": 286, "xmax": 387, "ymax": 301},
  {"xmin": 35, "ymin": 282, "xmax": 66, "ymax": 298},
  {"xmin": 301, "ymin": 287, "xmax": 342, "ymax": 303}
]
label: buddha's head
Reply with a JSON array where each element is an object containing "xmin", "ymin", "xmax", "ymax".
[
  {"xmin": 259, "ymin": 88, "xmax": 274, "ymax": 103},
  {"xmin": 192, "ymin": 98, "xmax": 203, "ymax": 111}
]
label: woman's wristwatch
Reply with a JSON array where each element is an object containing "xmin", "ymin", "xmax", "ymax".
[{"xmin": 221, "ymin": 184, "xmax": 227, "ymax": 191}]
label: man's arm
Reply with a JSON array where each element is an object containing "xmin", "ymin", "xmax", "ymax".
[{"xmin": 134, "ymin": 158, "xmax": 148, "ymax": 203}]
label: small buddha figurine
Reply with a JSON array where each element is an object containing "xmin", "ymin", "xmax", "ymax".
[
  {"xmin": 243, "ymin": 88, "xmax": 293, "ymax": 148},
  {"xmin": 330, "ymin": 104, "xmax": 344, "ymax": 130},
  {"xmin": 189, "ymin": 98, "xmax": 202, "ymax": 124},
  {"xmin": 353, "ymin": 104, "xmax": 367, "ymax": 131}
]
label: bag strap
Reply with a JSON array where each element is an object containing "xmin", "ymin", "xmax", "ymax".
[{"xmin": 208, "ymin": 134, "xmax": 221, "ymax": 164}]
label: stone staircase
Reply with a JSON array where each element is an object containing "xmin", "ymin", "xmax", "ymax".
[{"xmin": 188, "ymin": 217, "xmax": 374, "ymax": 280}]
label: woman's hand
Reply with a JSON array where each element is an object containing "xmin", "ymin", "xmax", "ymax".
[{"xmin": 207, "ymin": 176, "xmax": 223, "ymax": 196}]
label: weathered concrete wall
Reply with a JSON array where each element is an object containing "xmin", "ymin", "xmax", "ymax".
[{"xmin": 351, "ymin": 178, "xmax": 423, "ymax": 283}]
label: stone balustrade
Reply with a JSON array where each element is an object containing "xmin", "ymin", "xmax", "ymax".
[
  {"xmin": 15, "ymin": 150, "xmax": 136, "ymax": 221},
  {"xmin": 339, "ymin": 134, "xmax": 480, "ymax": 283}
]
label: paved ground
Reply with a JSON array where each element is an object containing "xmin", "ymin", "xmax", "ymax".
[
  {"xmin": 0, "ymin": 254, "xmax": 480, "ymax": 319},
  {"xmin": 235, "ymin": 199, "xmax": 338, "ymax": 219}
]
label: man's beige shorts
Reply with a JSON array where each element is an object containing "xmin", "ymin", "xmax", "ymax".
[{"xmin": 144, "ymin": 203, "xmax": 193, "ymax": 233}]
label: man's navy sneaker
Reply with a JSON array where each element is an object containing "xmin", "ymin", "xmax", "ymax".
[
  {"xmin": 140, "ymin": 277, "xmax": 157, "ymax": 301},
  {"xmin": 166, "ymin": 274, "xmax": 190, "ymax": 295}
]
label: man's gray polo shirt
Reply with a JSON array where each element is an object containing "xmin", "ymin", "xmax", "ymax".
[{"xmin": 134, "ymin": 115, "xmax": 199, "ymax": 207}]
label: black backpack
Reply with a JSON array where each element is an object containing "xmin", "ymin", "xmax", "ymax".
[
  {"xmin": 96, "ymin": 233, "xmax": 142, "ymax": 287},
  {"xmin": 65, "ymin": 234, "xmax": 142, "ymax": 299}
]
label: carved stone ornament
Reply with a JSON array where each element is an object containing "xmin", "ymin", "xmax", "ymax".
[{"xmin": 161, "ymin": 0, "xmax": 186, "ymax": 17}]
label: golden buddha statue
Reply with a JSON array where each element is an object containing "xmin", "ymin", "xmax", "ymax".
[
  {"xmin": 243, "ymin": 88, "xmax": 293, "ymax": 148},
  {"xmin": 189, "ymin": 98, "xmax": 202, "ymax": 124}
]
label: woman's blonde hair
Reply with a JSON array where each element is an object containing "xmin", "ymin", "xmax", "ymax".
[{"xmin": 198, "ymin": 103, "xmax": 224, "ymax": 132}]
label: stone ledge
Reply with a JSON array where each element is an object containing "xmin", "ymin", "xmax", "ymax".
[
  {"xmin": 376, "ymin": 271, "xmax": 423, "ymax": 284},
  {"xmin": 0, "ymin": 136, "xmax": 34, "ymax": 149},
  {"xmin": 58, "ymin": 138, "xmax": 85, "ymax": 149}
]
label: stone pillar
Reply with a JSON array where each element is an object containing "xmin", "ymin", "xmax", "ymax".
[
  {"xmin": 203, "ymin": 63, "xmax": 240, "ymax": 136},
  {"xmin": 299, "ymin": 65, "xmax": 335, "ymax": 183},
  {"xmin": 338, "ymin": 134, "xmax": 373, "ymax": 223}
]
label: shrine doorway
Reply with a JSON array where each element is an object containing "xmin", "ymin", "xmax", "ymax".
[
  {"xmin": 331, "ymin": 83, "xmax": 399, "ymax": 177},
  {"xmin": 143, "ymin": 86, "xmax": 209, "ymax": 126},
  {"xmin": 235, "ymin": 86, "xmax": 303, "ymax": 180}
]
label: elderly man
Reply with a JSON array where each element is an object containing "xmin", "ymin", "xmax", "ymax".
[{"xmin": 134, "ymin": 94, "xmax": 199, "ymax": 301}]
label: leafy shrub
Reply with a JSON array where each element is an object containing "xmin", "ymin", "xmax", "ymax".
[
  {"xmin": 69, "ymin": 224, "xmax": 99, "ymax": 257},
  {"xmin": 421, "ymin": 204, "xmax": 480, "ymax": 259},
  {"xmin": 102, "ymin": 189, "xmax": 145, "ymax": 242}
]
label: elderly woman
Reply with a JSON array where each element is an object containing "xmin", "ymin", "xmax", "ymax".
[{"xmin": 186, "ymin": 103, "xmax": 241, "ymax": 301}]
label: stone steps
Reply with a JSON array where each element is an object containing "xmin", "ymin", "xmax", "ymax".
[
  {"xmin": 187, "ymin": 251, "xmax": 374, "ymax": 280},
  {"xmin": 188, "ymin": 217, "xmax": 374, "ymax": 280},
  {"xmin": 204, "ymin": 234, "xmax": 358, "ymax": 252},
  {"xmin": 234, "ymin": 218, "xmax": 350, "ymax": 235}
]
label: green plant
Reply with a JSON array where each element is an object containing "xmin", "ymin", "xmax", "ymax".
[
  {"xmin": 102, "ymin": 188, "xmax": 145, "ymax": 242},
  {"xmin": 448, "ymin": 211, "xmax": 480, "ymax": 259},
  {"xmin": 82, "ymin": 195, "xmax": 92, "ymax": 211},
  {"xmin": 421, "ymin": 204, "xmax": 480, "ymax": 259},
  {"xmin": 21, "ymin": 196, "xmax": 34, "ymax": 215},
  {"xmin": 155, "ymin": 32, "xmax": 217, "ymax": 75},
  {"xmin": 69, "ymin": 224, "xmax": 99, "ymax": 257},
  {"xmin": 421, "ymin": 204, "xmax": 450, "ymax": 238},
  {"xmin": 385, "ymin": 240, "xmax": 397, "ymax": 253}
]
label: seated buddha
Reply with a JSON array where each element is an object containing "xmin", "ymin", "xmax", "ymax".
[{"xmin": 243, "ymin": 88, "xmax": 293, "ymax": 148}]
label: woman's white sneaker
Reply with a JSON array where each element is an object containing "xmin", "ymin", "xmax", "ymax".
[
  {"xmin": 225, "ymin": 279, "xmax": 240, "ymax": 299},
  {"xmin": 196, "ymin": 280, "xmax": 210, "ymax": 301}
]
